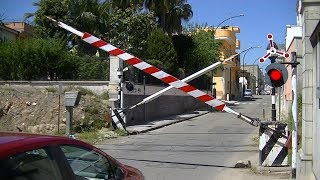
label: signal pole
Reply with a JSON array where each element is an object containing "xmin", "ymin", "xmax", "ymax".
[
  {"xmin": 282, "ymin": 52, "xmax": 300, "ymax": 179},
  {"xmin": 271, "ymin": 87, "xmax": 276, "ymax": 121}
]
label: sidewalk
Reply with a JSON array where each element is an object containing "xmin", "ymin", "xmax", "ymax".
[{"xmin": 126, "ymin": 110, "xmax": 210, "ymax": 134}]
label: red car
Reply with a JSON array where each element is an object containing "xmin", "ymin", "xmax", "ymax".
[{"xmin": 0, "ymin": 132, "xmax": 144, "ymax": 180}]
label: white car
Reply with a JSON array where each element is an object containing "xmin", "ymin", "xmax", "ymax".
[{"xmin": 244, "ymin": 89, "xmax": 253, "ymax": 97}]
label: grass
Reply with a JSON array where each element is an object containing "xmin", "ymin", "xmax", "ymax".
[
  {"xmin": 46, "ymin": 87, "xmax": 57, "ymax": 93},
  {"xmin": 76, "ymin": 131, "xmax": 99, "ymax": 144},
  {"xmin": 282, "ymin": 94, "xmax": 303, "ymax": 165},
  {"xmin": 114, "ymin": 129, "xmax": 128, "ymax": 136},
  {"xmin": 63, "ymin": 86, "xmax": 95, "ymax": 96},
  {"xmin": 0, "ymin": 87, "xmax": 15, "ymax": 93}
]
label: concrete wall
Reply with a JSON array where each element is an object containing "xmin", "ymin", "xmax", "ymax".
[
  {"xmin": 122, "ymin": 84, "xmax": 208, "ymax": 125},
  {"xmin": 124, "ymin": 94, "xmax": 207, "ymax": 126},
  {"xmin": 0, "ymin": 81, "xmax": 110, "ymax": 95}
]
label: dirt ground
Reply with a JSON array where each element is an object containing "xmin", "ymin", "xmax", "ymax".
[{"xmin": 0, "ymin": 85, "xmax": 110, "ymax": 134}]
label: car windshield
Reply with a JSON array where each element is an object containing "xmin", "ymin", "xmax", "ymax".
[{"xmin": 245, "ymin": 89, "xmax": 252, "ymax": 92}]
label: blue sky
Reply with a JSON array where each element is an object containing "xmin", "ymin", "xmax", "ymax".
[
  {"xmin": 187, "ymin": 0, "xmax": 297, "ymax": 70},
  {"xmin": 1, "ymin": 0, "xmax": 297, "ymax": 70}
]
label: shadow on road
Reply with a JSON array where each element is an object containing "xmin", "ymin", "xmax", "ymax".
[{"xmin": 117, "ymin": 158, "xmax": 236, "ymax": 168}]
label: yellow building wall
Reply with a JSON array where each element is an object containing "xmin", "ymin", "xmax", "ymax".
[{"xmin": 211, "ymin": 26, "xmax": 240, "ymax": 100}]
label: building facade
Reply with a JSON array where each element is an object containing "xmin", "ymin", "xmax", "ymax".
[
  {"xmin": 4, "ymin": 22, "xmax": 33, "ymax": 39},
  {"xmin": 213, "ymin": 26, "xmax": 241, "ymax": 100},
  {"xmin": 283, "ymin": 26, "xmax": 302, "ymax": 113},
  {"xmin": 242, "ymin": 65, "xmax": 264, "ymax": 95},
  {"xmin": 295, "ymin": 0, "xmax": 320, "ymax": 179},
  {"xmin": 0, "ymin": 24, "xmax": 19, "ymax": 42}
]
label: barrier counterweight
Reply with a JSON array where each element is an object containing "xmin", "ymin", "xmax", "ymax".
[{"xmin": 259, "ymin": 122, "xmax": 288, "ymax": 166}]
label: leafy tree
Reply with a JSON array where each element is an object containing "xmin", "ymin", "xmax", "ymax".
[
  {"xmin": 146, "ymin": 28, "xmax": 177, "ymax": 74},
  {"xmin": 24, "ymin": 0, "xmax": 111, "ymax": 55},
  {"xmin": 172, "ymin": 34, "xmax": 193, "ymax": 71},
  {"xmin": 187, "ymin": 29, "xmax": 220, "ymax": 75},
  {"xmin": 0, "ymin": 38, "xmax": 72, "ymax": 80},
  {"xmin": 24, "ymin": 0, "xmax": 69, "ymax": 39},
  {"xmin": 104, "ymin": 6, "xmax": 156, "ymax": 58},
  {"xmin": 0, "ymin": 38, "xmax": 108, "ymax": 80},
  {"xmin": 76, "ymin": 55, "xmax": 109, "ymax": 80}
]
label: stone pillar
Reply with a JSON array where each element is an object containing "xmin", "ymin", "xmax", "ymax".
[
  {"xmin": 297, "ymin": 1, "xmax": 320, "ymax": 179},
  {"xmin": 109, "ymin": 56, "xmax": 123, "ymax": 100}
]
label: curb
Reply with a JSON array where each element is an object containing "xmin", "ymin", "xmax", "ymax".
[
  {"xmin": 128, "ymin": 111, "xmax": 210, "ymax": 135},
  {"xmin": 256, "ymin": 166, "xmax": 291, "ymax": 172}
]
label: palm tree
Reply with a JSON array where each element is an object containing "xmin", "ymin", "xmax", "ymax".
[
  {"xmin": 165, "ymin": 0, "xmax": 193, "ymax": 35},
  {"xmin": 109, "ymin": 0, "xmax": 144, "ymax": 10},
  {"xmin": 144, "ymin": 0, "xmax": 192, "ymax": 35},
  {"xmin": 144, "ymin": 0, "xmax": 169, "ymax": 30}
]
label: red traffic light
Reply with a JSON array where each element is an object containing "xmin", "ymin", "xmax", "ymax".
[
  {"xmin": 268, "ymin": 69, "xmax": 281, "ymax": 81},
  {"xmin": 264, "ymin": 63, "xmax": 288, "ymax": 87}
]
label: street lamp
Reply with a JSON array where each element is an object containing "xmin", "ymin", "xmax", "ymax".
[
  {"xmin": 211, "ymin": 14, "xmax": 244, "ymax": 98},
  {"xmin": 214, "ymin": 14, "xmax": 244, "ymax": 32},
  {"xmin": 242, "ymin": 46, "xmax": 261, "ymax": 97}
]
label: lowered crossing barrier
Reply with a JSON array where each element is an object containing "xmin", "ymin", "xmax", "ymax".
[{"xmin": 48, "ymin": 17, "xmax": 290, "ymax": 168}]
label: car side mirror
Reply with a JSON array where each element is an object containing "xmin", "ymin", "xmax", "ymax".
[{"xmin": 114, "ymin": 167, "xmax": 124, "ymax": 180}]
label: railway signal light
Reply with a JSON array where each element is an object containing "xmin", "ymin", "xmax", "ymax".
[{"xmin": 265, "ymin": 63, "xmax": 288, "ymax": 87}]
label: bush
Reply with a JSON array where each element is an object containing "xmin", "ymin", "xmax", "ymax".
[{"xmin": 100, "ymin": 91, "xmax": 109, "ymax": 100}]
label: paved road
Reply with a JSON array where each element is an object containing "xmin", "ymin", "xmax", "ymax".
[{"xmin": 97, "ymin": 95, "xmax": 289, "ymax": 180}]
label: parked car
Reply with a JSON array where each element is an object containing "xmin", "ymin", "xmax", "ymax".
[
  {"xmin": 244, "ymin": 89, "xmax": 253, "ymax": 97},
  {"xmin": 0, "ymin": 132, "xmax": 144, "ymax": 180}
]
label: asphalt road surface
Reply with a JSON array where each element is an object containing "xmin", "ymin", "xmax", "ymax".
[{"xmin": 96, "ymin": 95, "xmax": 288, "ymax": 180}]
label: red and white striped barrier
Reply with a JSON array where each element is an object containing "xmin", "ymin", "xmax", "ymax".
[{"xmin": 47, "ymin": 17, "xmax": 225, "ymax": 111}]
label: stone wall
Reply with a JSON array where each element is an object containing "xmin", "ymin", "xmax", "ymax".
[{"xmin": 0, "ymin": 81, "xmax": 209, "ymax": 125}]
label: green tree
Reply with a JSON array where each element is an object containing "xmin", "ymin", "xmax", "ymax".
[
  {"xmin": 171, "ymin": 34, "xmax": 193, "ymax": 77},
  {"xmin": 0, "ymin": 38, "xmax": 76, "ymax": 80},
  {"xmin": 76, "ymin": 55, "xmax": 109, "ymax": 80},
  {"xmin": 109, "ymin": 0, "xmax": 144, "ymax": 10},
  {"xmin": 146, "ymin": 28, "xmax": 177, "ymax": 74},
  {"xmin": 171, "ymin": 26, "xmax": 221, "ymax": 88},
  {"xmin": 187, "ymin": 29, "xmax": 220, "ymax": 75},
  {"xmin": 104, "ymin": 6, "xmax": 156, "ymax": 58},
  {"xmin": 24, "ymin": 0, "xmax": 69, "ymax": 39},
  {"xmin": 24, "ymin": 0, "xmax": 111, "ymax": 55},
  {"xmin": 144, "ymin": 0, "xmax": 169, "ymax": 30},
  {"xmin": 144, "ymin": 0, "xmax": 193, "ymax": 35},
  {"xmin": 165, "ymin": 0, "xmax": 193, "ymax": 35}
]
